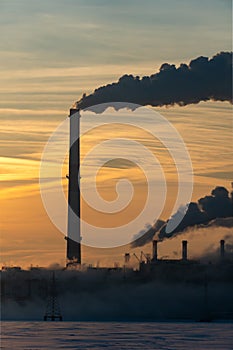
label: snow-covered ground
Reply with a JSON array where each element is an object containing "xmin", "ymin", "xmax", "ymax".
[{"xmin": 1, "ymin": 321, "xmax": 233, "ymax": 349}]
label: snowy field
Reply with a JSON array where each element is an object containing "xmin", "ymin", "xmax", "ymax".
[{"xmin": 1, "ymin": 321, "xmax": 233, "ymax": 350}]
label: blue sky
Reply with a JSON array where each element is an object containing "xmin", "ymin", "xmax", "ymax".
[
  {"xmin": 1, "ymin": 0, "xmax": 231, "ymax": 70},
  {"xmin": 1, "ymin": 0, "xmax": 231, "ymax": 112}
]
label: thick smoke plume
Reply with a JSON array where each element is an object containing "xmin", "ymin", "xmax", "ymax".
[
  {"xmin": 159, "ymin": 186, "xmax": 233, "ymax": 240},
  {"xmin": 132, "ymin": 186, "xmax": 233, "ymax": 247},
  {"xmin": 131, "ymin": 220, "xmax": 165, "ymax": 248},
  {"xmin": 76, "ymin": 52, "xmax": 232, "ymax": 111}
]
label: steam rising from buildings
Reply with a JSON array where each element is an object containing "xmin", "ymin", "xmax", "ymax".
[{"xmin": 75, "ymin": 52, "xmax": 232, "ymax": 112}]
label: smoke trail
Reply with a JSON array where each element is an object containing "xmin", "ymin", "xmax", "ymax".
[
  {"xmin": 154, "ymin": 225, "xmax": 233, "ymax": 261},
  {"xmin": 75, "ymin": 52, "xmax": 232, "ymax": 112},
  {"xmin": 130, "ymin": 186, "xmax": 233, "ymax": 247},
  {"xmin": 158, "ymin": 186, "xmax": 233, "ymax": 240},
  {"xmin": 2, "ymin": 259, "xmax": 233, "ymax": 321}
]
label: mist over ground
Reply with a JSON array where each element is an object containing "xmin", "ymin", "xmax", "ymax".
[{"xmin": 2, "ymin": 249, "xmax": 233, "ymax": 322}]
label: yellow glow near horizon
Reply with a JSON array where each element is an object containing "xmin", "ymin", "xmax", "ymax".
[{"xmin": 1, "ymin": 101, "xmax": 232, "ymax": 267}]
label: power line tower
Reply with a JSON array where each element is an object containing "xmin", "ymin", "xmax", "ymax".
[{"xmin": 44, "ymin": 271, "xmax": 63, "ymax": 321}]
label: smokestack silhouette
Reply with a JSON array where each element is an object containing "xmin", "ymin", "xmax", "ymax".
[
  {"xmin": 182, "ymin": 240, "xmax": 188, "ymax": 261},
  {"xmin": 152, "ymin": 240, "xmax": 158, "ymax": 261},
  {"xmin": 66, "ymin": 108, "xmax": 81, "ymax": 266},
  {"xmin": 220, "ymin": 239, "xmax": 225, "ymax": 261},
  {"xmin": 75, "ymin": 52, "xmax": 232, "ymax": 111}
]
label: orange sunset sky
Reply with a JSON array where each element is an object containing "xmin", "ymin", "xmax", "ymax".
[{"xmin": 1, "ymin": 0, "xmax": 232, "ymax": 268}]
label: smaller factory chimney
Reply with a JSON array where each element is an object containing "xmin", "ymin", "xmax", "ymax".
[
  {"xmin": 124, "ymin": 253, "xmax": 130, "ymax": 264},
  {"xmin": 152, "ymin": 240, "xmax": 158, "ymax": 261},
  {"xmin": 220, "ymin": 239, "xmax": 225, "ymax": 261},
  {"xmin": 182, "ymin": 240, "xmax": 188, "ymax": 261}
]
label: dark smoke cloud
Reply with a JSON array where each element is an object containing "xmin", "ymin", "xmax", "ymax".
[
  {"xmin": 158, "ymin": 186, "xmax": 233, "ymax": 240},
  {"xmin": 198, "ymin": 186, "xmax": 232, "ymax": 220},
  {"xmin": 75, "ymin": 52, "xmax": 232, "ymax": 111},
  {"xmin": 131, "ymin": 186, "xmax": 233, "ymax": 246},
  {"xmin": 131, "ymin": 220, "xmax": 165, "ymax": 248}
]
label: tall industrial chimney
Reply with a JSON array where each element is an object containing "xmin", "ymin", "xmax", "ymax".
[
  {"xmin": 220, "ymin": 239, "xmax": 225, "ymax": 261},
  {"xmin": 152, "ymin": 240, "xmax": 158, "ymax": 261},
  {"xmin": 182, "ymin": 240, "xmax": 188, "ymax": 261},
  {"xmin": 66, "ymin": 108, "xmax": 81, "ymax": 266}
]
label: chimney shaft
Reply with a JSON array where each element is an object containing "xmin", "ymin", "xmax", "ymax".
[
  {"xmin": 182, "ymin": 240, "xmax": 188, "ymax": 261},
  {"xmin": 66, "ymin": 108, "xmax": 81, "ymax": 265},
  {"xmin": 220, "ymin": 239, "xmax": 225, "ymax": 261},
  {"xmin": 152, "ymin": 240, "xmax": 158, "ymax": 261}
]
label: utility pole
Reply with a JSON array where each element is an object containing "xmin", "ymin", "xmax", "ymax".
[{"xmin": 44, "ymin": 272, "xmax": 62, "ymax": 321}]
